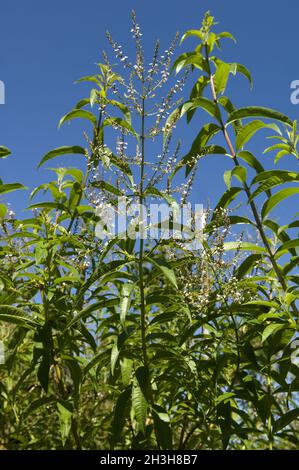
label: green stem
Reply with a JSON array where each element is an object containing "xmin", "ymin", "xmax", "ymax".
[
  {"xmin": 204, "ymin": 45, "xmax": 295, "ymax": 301},
  {"xmin": 67, "ymin": 111, "xmax": 102, "ymax": 233},
  {"xmin": 267, "ymin": 360, "xmax": 273, "ymax": 450},
  {"xmin": 139, "ymin": 96, "xmax": 148, "ymax": 369}
]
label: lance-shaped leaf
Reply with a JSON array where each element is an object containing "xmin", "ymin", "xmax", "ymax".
[
  {"xmin": 261, "ymin": 187, "xmax": 299, "ymax": 219},
  {"xmin": 214, "ymin": 61, "xmax": 231, "ymax": 95},
  {"xmin": 109, "ymin": 100, "xmax": 132, "ymax": 125},
  {"xmin": 224, "ymin": 166, "xmax": 247, "ymax": 189},
  {"xmin": 250, "ymin": 170, "xmax": 299, "ymax": 200},
  {"xmin": 172, "ymin": 52, "xmax": 208, "ymax": 75},
  {"xmin": 57, "ymin": 401, "xmax": 73, "ymax": 446},
  {"xmin": 275, "ymin": 239, "xmax": 299, "ymax": 259},
  {"xmin": 223, "ymin": 242, "xmax": 266, "ymax": 253},
  {"xmin": 103, "ymin": 117, "xmax": 138, "ymax": 139},
  {"xmin": 187, "ymin": 76, "xmax": 210, "ymax": 122},
  {"xmin": 0, "ymin": 183, "xmax": 26, "ymax": 195},
  {"xmin": 264, "ymin": 143, "xmax": 292, "ymax": 164},
  {"xmin": 273, "ymin": 409, "xmax": 299, "ymax": 433},
  {"xmin": 110, "ymin": 154, "xmax": 133, "ymax": 184},
  {"xmin": 236, "ymin": 121, "xmax": 281, "ymax": 151},
  {"xmin": 152, "ymin": 405, "xmax": 173, "ymax": 450},
  {"xmin": 0, "ymin": 305, "xmax": 39, "ymax": 330},
  {"xmin": 180, "ymin": 29, "xmax": 203, "ymax": 45},
  {"xmin": 92, "ymin": 180, "xmax": 123, "ymax": 196},
  {"xmin": 262, "ymin": 323, "xmax": 285, "ymax": 343},
  {"xmin": 227, "ymin": 107, "xmax": 292, "ymax": 127},
  {"xmin": 120, "ymin": 283, "xmax": 134, "ymax": 326},
  {"xmin": 131, "ymin": 391, "xmax": 147, "ymax": 434},
  {"xmin": 232, "ymin": 63, "xmax": 253, "ymax": 89},
  {"xmin": 111, "ymin": 387, "xmax": 131, "ymax": 445},
  {"xmin": 132, "ymin": 368, "xmax": 149, "ymax": 434},
  {"xmin": 182, "ymin": 97, "xmax": 221, "ymax": 122},
  {"xmin": 211, "ymin": 187, "xmax": 243, "ymax": 220},
  {"xmin": 148, "ymin": 257, "xmax": 178, "ymax": 288},
  {"xmin": 0, "ymin": 146, "xmax": 11, "ymax": 158},
  {"xmin": 58, "ymin": 109, "xmax": 98, "ymax": 128},
  {"xmin": 237, "ymin": 151, "xmax": 265, "ymax": 174},
  {"xmin": 236, "ymin": 254, "xmax": 263, "ymax": 279},
  {"xmin": 38, "ymin": 146, "xmax": 86, "ymax": 168},
  {"xmin": 217, "ymin": 31, "xmax": 236, "ymax": 43},
  {"xmin": 75, "ymin": 75, "xmax": 102, "ymax": 86},
  {"xmin": 0, "ymin": 204, "xmax": 7, "ymax": 218},
  {"xmin": 174, "ymin": 144, "xmax": 227, "ymax": 178}
]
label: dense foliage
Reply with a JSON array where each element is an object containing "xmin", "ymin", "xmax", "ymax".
[{"xmin": 0, "ymin": 12, "xmax": 299, "ymax": 450}]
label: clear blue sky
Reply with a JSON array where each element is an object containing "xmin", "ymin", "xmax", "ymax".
[{"xmin": 1, "ymin": 0, "xmax": 299, "ymax": 223}]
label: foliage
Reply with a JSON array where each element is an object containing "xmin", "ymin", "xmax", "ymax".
[{"xmin": 0, "ymin": 11, "xmax": 299, "ymax": 450}]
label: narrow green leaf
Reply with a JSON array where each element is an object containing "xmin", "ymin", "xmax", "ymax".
[
  {"xmin": 236, "ymin": 121, "xmax": 280, "ymax": 151},
  {"xmin": 38, "ymin": 146, "xmax": 86, "ymax": 168},
  {"xmin": 261, "ymin": 188, "xmax": 299, "ymax": 219},
  {"xmin": 120, "ymin": 284, "xmax": 134, "ymax": 326},
  {"xmin": 59, "ymin": 110, "xmax": 97, "ymax": 128},
  {"xmin": 223, "ymin": 242, "xmax": 266, "ymax": 253},
  {"xmin": 0, "ymin": 146, "xmax": 11, "ymax": 158},
  {"xmin": 0, "ymin": 183, "xmax": 26, "ymax": 195},
  {"xmin": 227, "ymin": 107, "xmax": 292, "ymax": 127}
]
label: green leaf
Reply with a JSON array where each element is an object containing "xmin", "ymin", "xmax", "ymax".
[
  {"xmin": 92, "ymin": 180, "xmax": 122, "ymax": 196},
  {"xmin": 236, "ymin": 254, "xmax": 263, "ymax": 279},
  {"xmin": 261, "ymin": 187, "xmax": 299, "ymax": 219},
  {"xmin": 237, "ymin": 151, "xmax": 265, "ymax": 174},
  {"xmin": 233, "ymin": 63, "xmax": 253, "ymax": 89},
  {"xmin": 275, "ymin": 239, "xmax": 299, "ymax": 258},
  {"xmin": 262, "ymin": 323, "xmax": 284, "ymax": 343},
  {"xmin": 112, "ymin": 388, "xmax": 131, "ymax": 445},
  {"xmin": 180, "ymin": 29, "xmax": 203, "ymax": 45},
  {"xmin": 0, "ymin": 204, "xmax": 7, "ymax": 218},
  {"xmin": 153, "ymin": 405, "xmax": 173, "ymax": 450},
  {"xmin": 182, "ymin": 97, "xmax": 221, "ymax": 122},
  {"xmin": 273, "ymin": 409, "xmax": 299, "ymax": 432},
  {"xmin": 75, "ymin": 75, "xmax": 101, "ymax": 86},
  {"xmin": 120, "ymin": 283, "xmax": 134, "ymax": 326},
  {"xmin": 148, "ymin": 257, "xmax": 178, "ymax": 289},
  {"xmin": 23, "ymin": 397, "xmax": 56, "ymax": 419},
  {"xmin": 132, "ymin": 372, "xmax": 148, "ymax": 434},
  {"xmin": 110, "ymin": 343, "xmax": 119, "ymax": 376},
  {"xmin": 38, "ymin": 146, "xmax": 86, "ymax": 168},
  {"xmin": 103, "ymin": 117, "xmax": 138, "ymax": 139},
  {"xmin": 90, "ymin": 88, "xmax": 98, "ymax": 107},
  {"xmin": 0, "ymin": 183, "xmax": 26, "ymax": 195},
  {"xmin": 120, "ymin": 358, "xmax": 133, "ymax": 387},
  {"xmin": 0, "ymin": 306, "xmax": 39, "ymax": 330},
  {"xmin": 236, "ymin": 121, "xmax": 280, "ymax": 151},
  {"xmin": 59, "ymin": 110, "xmax": 97, "ymax": 128},
  {"xmin": 109, "ymin": 100, "xmax": 132, "ymax": 125},
  {"xmin": 217, "ymin": 32, "xmax": 236, "ymax": 43},
  {"xmin": 172, "ymin": 52, "xmax": 208, "ymax": 75},
  {"xmin": 212, "ymin": 187, "xmax": 242, "ymax": 219},
  {"xmin": 227, "ymin": 107, "xmax": 292, "ymax": 127},
  {"xmin": 223, "ymin": 242, "xmax": 266, "ymax": 253},
  {"xmin": 224, "ymin": 166, "xmax": 247, "ymax": 189},
  {"xmin": 57, "ymin": 401, "xmax": 73, "ymax": 446},
  {"xmin": 0, "ymin": 146, "xmax": 11, "ymax": 158},
  {"xmin": 174, "ymin": 144, "xmax": 227, "ymax": 178},
  {"xmin": 214, "ymin": 61, "xmax": 231, "ymax": 95},
  {"xmin": 250, "ymin": 170, "xmax": 299, "ymax": 200},
  {"xmin": 65, "ymin": 298, "xmax": 119, "ymax": 330}
]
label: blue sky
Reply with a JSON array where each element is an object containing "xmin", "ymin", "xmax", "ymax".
[{"xmin": 1, "ymin": 0, "xmax": 299, "ymax": 224}]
